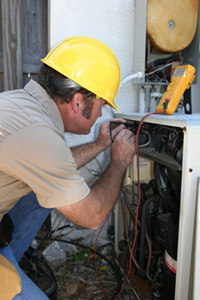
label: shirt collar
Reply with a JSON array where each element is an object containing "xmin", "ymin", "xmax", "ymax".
[{"xmin": 23, "ymin": 79, "xmax": 64, "ymax": 134}]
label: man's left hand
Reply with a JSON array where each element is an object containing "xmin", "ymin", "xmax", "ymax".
[{"xmin": 95, "ymin": 118, "xmax": 127, "ymax": 151}]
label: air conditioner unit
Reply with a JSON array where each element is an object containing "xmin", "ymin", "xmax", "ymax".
[{"xmin": 114, "ymin": 112, "xmax": 200, "ymax": 300}]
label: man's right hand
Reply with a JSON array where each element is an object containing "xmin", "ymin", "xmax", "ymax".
[{"xmin": 111, "ymin": 127, "xmax": 136, "ymax": 169}]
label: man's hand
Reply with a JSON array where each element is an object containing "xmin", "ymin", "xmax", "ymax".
[
  {"xmin": 95, "ymin": 118, "xmax": 127, "ymax": 151},
  {"xmin": 111, "ymin": 127, "xmax": 136, "ymax": 169},
  {"xmin": 71, "ymin": 118, "xmax": 135, "ymax": 170}
]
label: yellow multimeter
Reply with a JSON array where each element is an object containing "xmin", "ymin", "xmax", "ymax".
[{"xmin": 156, "ymin": 64, "xmax": 196, "ymax": 115}]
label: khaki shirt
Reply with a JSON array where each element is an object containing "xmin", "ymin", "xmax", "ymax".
[{"xmin": 0, "ymin": 80, "xmax": 90, "ymax": 222}]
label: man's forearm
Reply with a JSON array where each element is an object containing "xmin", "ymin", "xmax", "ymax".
[
  {"xmin": 70, "ymin": 140, "xmax": 104, "ymax": 169},
  {"xmin": 89, "ymin": 159, "xmax": 128, "ymax": 224},
  {"xmin": 70, "ymin": 119, "xmax": 126, "ymax": 169},
  {"xmin": 56, "ymin": 159, "xmax": 128, "ymax": 230}
]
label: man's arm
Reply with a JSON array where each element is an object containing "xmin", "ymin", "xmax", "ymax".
[
  {"xmin": 70, "ymin": 118, "xmax": 126, "ymax": 169},
  {"xmin": 57, "ymin": 127, "xmax": 136, "ymax": 229}
]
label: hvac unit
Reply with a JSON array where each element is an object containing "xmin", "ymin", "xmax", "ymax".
[{"xmin": 114, "ymin": 112, "xmax": 200, "ymax": 300}]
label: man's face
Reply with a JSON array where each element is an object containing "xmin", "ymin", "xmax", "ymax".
[
  {"xmin": 57, "ymin": 94, "xmax": 106, "ymax": 134},
  {"xmin": 79, "ymin": 97, "xmax": 106, "ymax": 134}
]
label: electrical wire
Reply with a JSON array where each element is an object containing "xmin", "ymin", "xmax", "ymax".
[
  {"xmin": 138, "ymin": 194, "xmax": 166, "ymax": 267},
  {"xmin": 20, "ymin": 247, "xmax": 58, "ymax": 300},
  {"xmin": 154, "ymin": 163, "xmax": 174, "ymax": 204},
  {"xmin": 135, "ymin": 110, "xmax": 166, "ymax": 258},
  {"xmin": 138, "ymin": 131, "xmax": 151, "ymax": 148},
  {"xmin": 121, "ymin": 192, "xmax": 140, "ymax": 270},
  {"xmin": 145, "ymin": 63, "xmax": 173, "ymax": 76},
  {"xmin": 94, "ymin": 109, "xmax": 167, "ymax": 298},
  {"xmin": 123, "ymin": 190, "xmax": 152, "ymax": 270},
  {"xmin": 115, "ymin": 259, "xmax": 141, "ymax": 300},
  {"xmin": 35, "ymin": 235, "xmax": 122, "ymax": 299}
]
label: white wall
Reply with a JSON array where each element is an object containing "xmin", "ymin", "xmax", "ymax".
[{"xmin": 49, "ymin": 0, "xmax": 139, "ymax": 114}]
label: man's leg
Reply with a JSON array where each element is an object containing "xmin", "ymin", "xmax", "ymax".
[
  {"xmin": 9, "ymin": 191, "xmax": 52, "ymax": 262},
  {"xmin": 0, "ymin": 191, "xmax": 53, "ymax": 299},
  {"xmin": 0, "ymin": 245, "xmax": 50, "ymax": 300}
]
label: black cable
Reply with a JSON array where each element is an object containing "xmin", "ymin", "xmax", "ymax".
[
  {"xmin": 20, "ymin": 249, "xmax": 57, "ymax": 300},
  {"xmin": 35, "ymin": 236, "xmax": 122, "ymax": 299},
  {"xmin": 154, "ymin": 163, "xmax": 172, "ymax": 204},
  {"xmin": 50, "ymin": 224, "xmax": 70, "ymax": 236},
  {"xmin": 122, "ymin": 243, "xmax": 129, "ymax": 275},
  {"xmin": 150, "ymin": 53, "xmax": 180, "ymax": 69},
  {"xmin": 35, "ymin": 224, "xmax": 71, "ymax": 254},
  {"xmin": 138, "ymin": 194, "xmax": 168, "ymax": 266},
  {"xmin": 121, "ymin": 244, "xmax": 132, "ymax": 300},
  {"xmin": 154, "ymin": 163, "xmax": 179, "ymax": 205},
  {"xmin": 159, "ymin": 164, "xmax": 180, "ymax": 201},
  {"xmin": 38, "ymin": 256, "xmax": 57, "ymax": 300}
]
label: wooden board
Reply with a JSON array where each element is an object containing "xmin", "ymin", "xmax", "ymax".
[
  {"xmin": 147, "ymin": 0, "xmax": 199, "ymax": 53},
  {"xmin": 0, "ymin": 0, "xmax": 47, "ymax": 92},
  {"xmin": 22, "ymin": 0, "xmax": 48, "ymax": 74}
]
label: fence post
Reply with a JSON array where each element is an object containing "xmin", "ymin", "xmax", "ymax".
[{"xmin": 1, "ymin": 0, "xmax": 22, "ymax": 91}]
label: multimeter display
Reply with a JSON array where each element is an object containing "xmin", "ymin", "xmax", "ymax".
[
  {"xmin": 156, "ymin": 64, "xmax": 196, "ymax": 115},
  {"xmin": 173, "ymin": 68, "xmax": 186, "ymax": 77}
]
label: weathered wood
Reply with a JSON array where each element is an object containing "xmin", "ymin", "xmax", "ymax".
[
  {"xmin": 0, "ymin": 0, "xmax": 2, "ymax": 74},
  {"xmin": 28, "ymin": 0, "xmax": 47, "ymax": 54},
  {"xmin": 0, "ymin": 0, "xmax": 2, "ymax": 52},
  {"xmin": 1, "ymin": 0, "xmax": 23, "ymax": 90},
  {"xmin": 23, "ymin": 73, "xmax": 38, "ymax": 87},
  {"xmin": 22, "ymin": 0, "xmax": 47, "ymax": 75},
  {"xmin": 0, "ymin": 74, "xmax": 3, "ymax": 91},
  {"xmin": 21, "ymin": 0, "xmax": 29, "ymax": 56},
  {"xmin": 0, "ymin": 0, "xmax": 47, "ymax": 92}
]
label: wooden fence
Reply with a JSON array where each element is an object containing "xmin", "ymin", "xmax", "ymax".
[{"xmin": 0, "ymin": 0, "xmax": 48, "ymax": 92}]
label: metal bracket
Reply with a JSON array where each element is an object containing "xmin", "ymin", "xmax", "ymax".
[{"xmin": 184, "ymin": 88, "xmax": 192, "ymax": 114}]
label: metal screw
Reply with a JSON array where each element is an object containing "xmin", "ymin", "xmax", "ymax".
[{"xmin": 168, "ymin": 20, "xmax": 175, "ymax": 29}]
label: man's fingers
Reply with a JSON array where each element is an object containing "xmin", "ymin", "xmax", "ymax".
[
  {"xmin": 110, "ymin": 118, "xmax": 126, "ymax": 123},
  {"xmin": 114, "ymin": 127, "xmax": 135, "ymax": 141},
  {"xmin": 111, "ymin": 124, "xmax": 126, "ymax": 140}
]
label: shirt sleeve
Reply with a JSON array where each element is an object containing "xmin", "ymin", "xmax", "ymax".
[{"xmin": 0, "ymin": 124, "xmax": 90, "ymax": 208}]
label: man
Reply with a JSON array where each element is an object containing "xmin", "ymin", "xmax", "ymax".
[{"xmin": 0, "ymin": 36, "xmax": 136, "ymax": 299}]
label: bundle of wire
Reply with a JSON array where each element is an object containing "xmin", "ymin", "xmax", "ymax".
[{"xmin": 94, "ymin": 109, "xmax": 167, "ymax": 298}]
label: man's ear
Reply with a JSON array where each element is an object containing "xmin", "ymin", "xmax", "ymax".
[{"xmin": 71, "ymin": 93, "xmax": 83, "ymax": 114}]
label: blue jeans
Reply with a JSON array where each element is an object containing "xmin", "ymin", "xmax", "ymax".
[{"xmin": 0, "ymin": 191, "xmax": 52, "ymax": 299}]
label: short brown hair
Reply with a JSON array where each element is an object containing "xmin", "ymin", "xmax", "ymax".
[{"xmin": 37, "ymin": 64, "xmax": 95, "ymax": 105}]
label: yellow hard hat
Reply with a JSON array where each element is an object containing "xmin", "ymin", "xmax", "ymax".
[{"xmin": 41, "ymin": 36, "xmax": 121, "ymax": 113}]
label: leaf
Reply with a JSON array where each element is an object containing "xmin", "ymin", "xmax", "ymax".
[
  {"xmin": 100, "ymin": 266, "xmax": 108, "ymax": 270},
  {"xmin": 66, "ymin": 283, "xmax": 78, "ymax": 295}
]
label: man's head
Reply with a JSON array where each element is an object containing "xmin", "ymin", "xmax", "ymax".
[
  {"xmin": 38, "ymin": 64, "xmax": 106, "ymax": 134},
  {"xmin": 40, "ymin": 36, "xmax": 121, "ymax": 113},
  {"xmin": 38, "ymin": 64, "xmax": 96, "ymax": 120}
]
